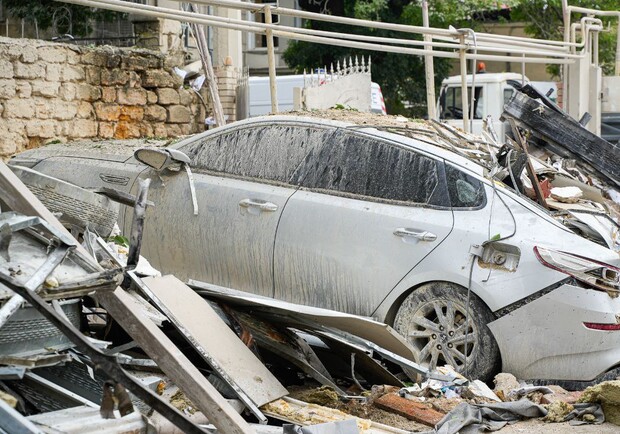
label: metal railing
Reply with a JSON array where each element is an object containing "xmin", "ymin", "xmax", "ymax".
[{"xmin": 53, "ymin": 0, "xmax": 603, "ymax": 132}]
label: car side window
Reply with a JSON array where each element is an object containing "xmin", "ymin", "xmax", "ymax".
[
  {"xmin": 183, "ymin": 124, "xmax": 333, "ymax": 183},
  {"xmin": 291, "ymin": 131, "xmax": 448, "ymax": 206},
  {"xmin": 445, "ymin": 164, "xmax": 486, "ymax": 208}
]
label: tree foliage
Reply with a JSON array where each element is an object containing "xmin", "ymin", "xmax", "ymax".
[
  {"xmin": 4, "ymin": 0, "xmax": 120, "ymax": 37},
  {"xmin": 510, "ymin": 0, "xmax": 619, "ymax": 76},
  {"xmin": 284, "ymin": 0, "xmax": 619, "ymax": 116}
]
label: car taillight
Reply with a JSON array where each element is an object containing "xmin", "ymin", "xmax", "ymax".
[
  {"xmin": 583, "ymin": 322, "xmax": 620, "ymax": 331},
  {"xmin": 534, "ymin": 246, "xmax": 620, "ymax": 295}
]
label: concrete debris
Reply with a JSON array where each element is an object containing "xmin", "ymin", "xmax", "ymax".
[
  {"xmin": 493, "ymin": 373, "xmax": 520, "ymax": 402},
  {"xmin": 578, "ymin": 380, "xmax": 620, "ymax": 426},
  {"xmin": 0, "ymin": 390, "xmax": 18, "ymax": 408},
  {"xmin": 543, "ymin": 400, "xmax": 574, "ymax": 423},
  {"xmin": 262, "ymin": 397, "xmax": 409, "ymax": 434},
  {"xmin": 550, "ymin": 186, "xmax": 583, "ymax": 203},
  {"xmin": 462, "ymin": 380, "xmax": 502, "ymax": 403}
]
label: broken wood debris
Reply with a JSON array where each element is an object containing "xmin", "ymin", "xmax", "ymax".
[{"xmin": 503, "ymin": 85, "xmax": 620, "ymax": 189}]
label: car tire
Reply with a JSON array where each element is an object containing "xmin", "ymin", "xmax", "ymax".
[{"xmin": 393, "ymin": 281, "xmax": 500, "ymax": 382}]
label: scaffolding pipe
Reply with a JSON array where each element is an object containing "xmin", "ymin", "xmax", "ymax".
[
  {"xmin": 57, "ymin": 0, "xmax": 576, "ymax": 65},
  {"xmin": 65, "ymin": 0, "xmax": 575, "ymax": 59},
  {"xmin": 422, "ymin": 0, "xmax": 436, "ymax": 120},
  {"xmin": 459, "ymin": 35, "xmax": 469, "ymax": 133},
  {"xmin": 264, "ymin": 5, "xmax": 278, "ymax": 113},
  {"xmin": 273, "ymin": 27, "xmax": 572, "ymax": 64},
  {"xmin": 563, "ymin": 2, "xmax": 620, "ymax": 96},
  {"xmin": 188, "ymin": 6, "xmax": 225, "ymax": 127},
  {"xmin": 175, "ymin": 0, "xmax": 581, "ymax": 50}
]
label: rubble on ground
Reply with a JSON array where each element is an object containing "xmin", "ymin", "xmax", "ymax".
[
  {"xmin": 578, "ymin": 381, "xmax": 620, "ymax": 425},
  {"xmin": 543, "ymin": 401, "xmax": 573, "ymax": 423}
]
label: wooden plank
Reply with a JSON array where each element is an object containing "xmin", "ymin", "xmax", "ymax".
[
  {"xmin": 503, "ymin": 91, "xmax": 620, "ymax": 188},
  {"xmin": 98, "ymin": 288, "xmax": 254, "ymax": 434},
  {"xmin": 507, "ymin": 118, "xmax": 548, "ymax": 210},
  {"xmin": 140, "ymin": 275, "xmax": 288, "ymax": 407}
]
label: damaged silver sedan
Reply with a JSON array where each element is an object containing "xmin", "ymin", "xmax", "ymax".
[{"xmin": 10, "ymin": 115, "xmax": 620, "ymax": 384}]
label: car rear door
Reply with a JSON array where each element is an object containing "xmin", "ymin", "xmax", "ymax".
[
  {"xmin": 273, "ymin": 130, "xmax": 455, "ymax": 316},
  {"xmin": 141, "ymin": 122, "xmax": 333, "ymax": 297}
]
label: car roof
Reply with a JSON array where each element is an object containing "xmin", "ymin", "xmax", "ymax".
[{"xmin": 173, "ymin": 112, "xmax": 486, "ymax": 177}]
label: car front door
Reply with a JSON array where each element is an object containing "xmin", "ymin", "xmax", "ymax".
[
  {"xmin": 140, "ymin": 122, "xmax": 333, "ymax": 297},
  {"xmin": 273, "ymin": 130, "xmax": 455, "ymax": 316}
]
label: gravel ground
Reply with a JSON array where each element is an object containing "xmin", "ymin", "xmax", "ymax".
[{"xmin": 500, "ymin": 419, "xmax": 619, "ymax": 433}]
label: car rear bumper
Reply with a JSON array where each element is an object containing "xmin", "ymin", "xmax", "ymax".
[{"xmin": 488, "ymin": 282, "xmax": 620, "ymax": 381}]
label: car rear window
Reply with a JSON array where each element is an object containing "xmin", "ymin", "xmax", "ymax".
[
  {"xmin": 291, "ymin": 131, "xmax": 447, "ymax": 206},
  {"xmin": 445, "ymin": 164, "xmax": 486, "ymax": 208}
]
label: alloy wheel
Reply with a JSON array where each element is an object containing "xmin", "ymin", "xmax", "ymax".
[{"xmin": 407, "ymin": 299, "xmax": 477, "ymax": 371}]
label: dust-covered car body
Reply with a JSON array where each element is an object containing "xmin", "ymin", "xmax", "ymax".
[{"xmin": 10, "ymin": 115, "xmax": 620, "ymax": 383}]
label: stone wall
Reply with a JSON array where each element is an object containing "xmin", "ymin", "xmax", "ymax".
[{"xmin": 0, "ymin": 37, "xmax": 209, "ymax": 159}]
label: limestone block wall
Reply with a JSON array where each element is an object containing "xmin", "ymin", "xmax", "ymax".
[{"xmin": 0, "ymin": 37, "xmax": 208, "ymax": 159}]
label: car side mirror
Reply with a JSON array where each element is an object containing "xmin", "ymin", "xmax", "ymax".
[{"xmin": 134, "ymin": 148, "xmax": 191, "ymax": 171}]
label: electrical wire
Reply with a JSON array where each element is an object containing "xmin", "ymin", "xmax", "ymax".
[{"xmin": 463, "ymin": 172, "xmax": 517, "ymax": 379}]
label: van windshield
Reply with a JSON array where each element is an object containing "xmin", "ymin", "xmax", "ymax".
[{"xmin": 440, "ymin": 86, "xmax": 484, "ymax": 120}]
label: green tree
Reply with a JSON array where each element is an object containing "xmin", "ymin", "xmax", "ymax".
[
  {"xmin": 5, "ymin": 0, "xmax": 120, "ymax": 37},
  {"xmin": 510, "ymin": 0, "xmax": 619, "ymax": 76}
]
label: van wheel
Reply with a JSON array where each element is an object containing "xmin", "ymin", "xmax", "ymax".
[{"xmin": 393, "ymin": 282, "xmax": 500, "ymax": 382}]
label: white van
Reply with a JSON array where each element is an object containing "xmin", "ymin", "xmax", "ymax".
[
  {"xmin": 438, "ymin": 73, "xmax": 561, "ymax": 141},
  {"xmin": 249, "ymin": 75, "xmax": 387, "ymax": 117},
  {"xmin": 438, "ymin": 72, "xmax": 527, "ymax": 139}
]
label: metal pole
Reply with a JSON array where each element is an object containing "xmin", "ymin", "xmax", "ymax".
[
  {"xmin": 593, "ymin": 30, "xmax": 599, "ymax": 65},
  {"xmin": 562, "ymin": 0, "xmax": 570, "ymax": 109},
  {"xmin": 616, "ymin": 19, "xmax": 620, "ymax": 75},
  {"xmin": 422, "ymin": 0, "xmax": 436, "ymax": 120},
  {"xmin": 459, "ymin": 35, "xmax": 469, "ymax": 132},
  {"xmin": 264, "ymin": 5, "xmax": 278, "ymax": 113}
]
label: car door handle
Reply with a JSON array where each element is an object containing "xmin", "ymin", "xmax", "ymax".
[
  {"xmin": 239, "ymin": 198, "xmax": 278, "ymax": 212},
  {"xmin": 393, "ymin": 228, "xmax": 437, "ymax": 242}
]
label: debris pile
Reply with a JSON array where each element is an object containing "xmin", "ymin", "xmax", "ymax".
[{"xmin": 1, "ymin": 83, "xmax": 620, "ymax": 433}]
